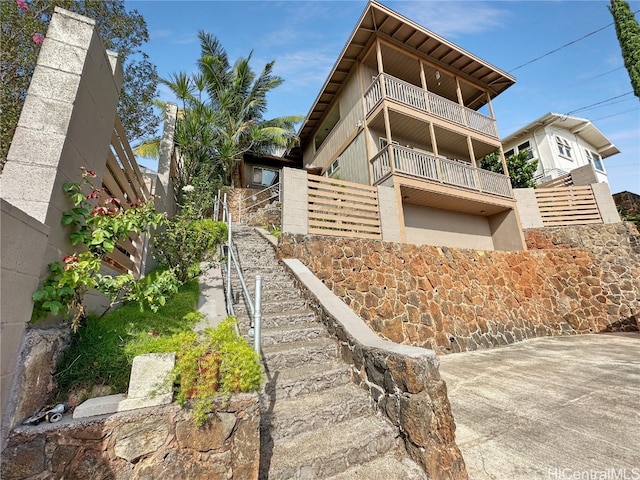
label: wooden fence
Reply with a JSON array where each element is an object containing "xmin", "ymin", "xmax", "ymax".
[
  {"xmin": 537, "ymin": 172, "xmax": 573, "ymax": 189},
  {"xmin": 101, "ymin": 116, "xmax": 153, "ymax": 277},
  {"xmin": 534, "ymin": 185, "xmax": 602, "ymax": 226},
  {"xmin": 307, "ymin": 175, "xmax": 382, "ymax": 239}
]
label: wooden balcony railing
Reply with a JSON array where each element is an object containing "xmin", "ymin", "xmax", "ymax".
[
  {"xmin": 363, "ymin": 73, "xmax": 499, "ymax": 138},
  {"xmin": 370, "ymin": 145, "xmax": 512, "ymax": 198}
]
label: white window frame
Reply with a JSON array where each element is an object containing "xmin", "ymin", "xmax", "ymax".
[
  {"xmin": 517, "ymin": 141, "xmax": 534, "ymax": 160},
  {"xmin": 555, "ymin": 136, "xmax": 572, "ymax": 159},
  {"xmin": 324, "ymin": 158, "xmax": 340, "ymax": 177},
  {"xmin": 586, "ymin": 149, "xmax": 604, "ymax": 172}
]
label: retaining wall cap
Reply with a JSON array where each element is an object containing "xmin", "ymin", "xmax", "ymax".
[{"xmin": 283, "ymin": 258, "xmax": 437, "ymax": 360}]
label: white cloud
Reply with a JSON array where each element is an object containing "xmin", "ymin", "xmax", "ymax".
[
  {"xmin": 393, "ymin": 1, "xmax": 510, "ymax": 38},
  {"xmin": 607, "ymin": 128, "xmax": 640, "ymax": 142}
]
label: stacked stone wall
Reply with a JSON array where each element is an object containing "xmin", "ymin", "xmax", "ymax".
[
  {"xmin": 1, "ymin": 395, "xmax": 259, "ymax": 480},
  {"xmin": 279, "ymin": 222, "xmax": 640, "ymax": 355}
]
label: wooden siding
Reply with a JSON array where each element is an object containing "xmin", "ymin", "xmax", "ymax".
[
  {"xmin": 307, "ymin": 174, "xmax": 381, "ymax": 239},
  {"xmin": 102, "ymin": 117, "xmax": 152, "ymax": 277},
  {"xmin": 535, "ymin": 186, "xmax": 602, "ymax": 226},
  {"xmin": 335, "ymin": 133, "xmax": 369, "ymax": 185}
]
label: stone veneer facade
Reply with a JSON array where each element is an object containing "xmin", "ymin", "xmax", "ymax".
[
  {"xmin": 279, "ymin": 222, "xmax": 639, "ymax": 355},
  {"xmin": 1, "ymin": 395, "xmax": 259, "ymax": 480}
]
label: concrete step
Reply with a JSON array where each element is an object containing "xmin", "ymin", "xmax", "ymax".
[
  {"xmin": 261, "ymin": 384, "xmax": 372, "ymax": 441},
  {"xmin": 256, "ymin": 288, "xmax": 304, "ymax": 302},
  {"xmin": 261, "ymin": 323, "xmax": 328, "ymax": 347},
  {"xmin": 262, "ymin": 415, "xmax": 400, "ymax": 480},
  {"xmin": 236, "ymin": 309, "xmax": 317, "ymax": 328},
  {"xmin": 262, "ymin": 337, "xmax": 337, "ymax": 370},
  {"xmin": 233, "ymin": 297, "xmax": 307, "ymax": 315},
  {"xmin": 262, "ymin": 361, "xmax": 352, "ymax": 401},
  {"xmin": 325, "ymin": 449, "xmax": 428, "ymax": 480},
  {"xmin": 230, "ymin": 278, "xmax": 296, "ymax": 291}
]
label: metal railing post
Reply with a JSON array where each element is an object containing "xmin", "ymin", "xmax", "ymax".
[
  {"xmin": 253, "ymin": 275, "xmax": 262, "ymax": 354},
  {"xmin": 227, "ymin": 212, "xmax": 233, "ymax": 314}
]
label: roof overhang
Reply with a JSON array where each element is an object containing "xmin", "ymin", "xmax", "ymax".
[
  {"xmin": 298, "ymin": 0, "xmax": 516, "ymax": 145},
  {"xmin": 502, "ymin": 112, "xmax": 621, "ymax": 159}
]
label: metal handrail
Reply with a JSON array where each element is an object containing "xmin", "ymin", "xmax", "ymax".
[
  {"xmin": 239, "ymin": 181, "xmax": 281, "ymax": 221},
  {"xmin": 216, "ymin": 193, "xmax": 263, "ymax": 354}
]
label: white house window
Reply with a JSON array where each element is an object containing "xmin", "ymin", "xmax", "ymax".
[
  {"xmin": 252, "ymin": 166, "xmax": 279, "ymax": 186},
  {"xmin": 518, "ymin": 141, "xmax": 534, "ymax": 160},
  {"xmin": 504, "ymin": 148, "xmax": 515, "ymax": 158},
  {"xmin": 556, "ymin": 136, "xmax": 572, "ymax": 159},
  {"xmin": 325, "ymin": 159, "xmax": 340, "ymax": 177},
  {"xmin": 586, "ymin": 150, "xmax": 604, "ymax": 172}
]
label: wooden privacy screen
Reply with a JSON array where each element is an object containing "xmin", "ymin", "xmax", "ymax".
[
  {"xmin": 307, "ymin": 174, "xmax": 382, "ymax": 239},
  {"xmin": 535, "ymin": 185, "xmax": 602, "ymax": 226},
  {"xmin": 101, "ymin": 117, "xmax": 153, "ymax": 277}
]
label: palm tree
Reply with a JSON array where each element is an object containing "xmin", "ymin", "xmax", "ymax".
[{"xmin": 162, "ymin": 31, "xmax": 303, "ymax": 190}]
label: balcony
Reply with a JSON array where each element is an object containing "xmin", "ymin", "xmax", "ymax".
[
  {"xmin": 371, "ymin": 145, "xmax": 513, "ymax": 198},
  {"xmin": 364, "ymin": 73, "xmax": 499, "ymax": 138}
]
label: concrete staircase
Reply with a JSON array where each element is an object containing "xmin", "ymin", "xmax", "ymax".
[{"xmin": 228, "ymin": 226, "xmax": 427, "ymax": 480}]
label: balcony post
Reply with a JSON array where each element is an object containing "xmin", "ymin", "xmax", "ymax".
[
  {"xmin": 456, "ymin": 76, "xmax": 469, "ymax": 128},
  {"xmin": 419, "ymin": 60, "xmax": 430, "ymax": 114}
]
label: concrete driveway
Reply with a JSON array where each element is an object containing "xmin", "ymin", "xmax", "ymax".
[{"xmin": 438, "ymin": 333, "xmax": 640, "ymax": 480}]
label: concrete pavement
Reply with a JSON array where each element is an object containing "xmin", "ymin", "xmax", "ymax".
[{"xmin": 438, "ymin": 333, "xmax": 640, "ymax": 480}]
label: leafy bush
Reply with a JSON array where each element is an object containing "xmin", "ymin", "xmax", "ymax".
[
  {"xmin": 154, "ymin": 202, "xmax": 227, "ymax": 283},
  {"xmin": 165, "ymin": 317, "xmax": 262, "ymax": 426},
  {"xmin": 55, "ymin": 277, "xmax": 201, "ymax": 398}
]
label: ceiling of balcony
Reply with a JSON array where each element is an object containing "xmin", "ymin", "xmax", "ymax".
[{"xmin": 299, "ymin": 0, "xmax": 515, "ymax": 146}]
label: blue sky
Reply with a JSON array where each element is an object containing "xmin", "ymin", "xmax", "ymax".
[{"xmin": 127, "ymin": 0, "xmax": 640, "ymax": 194}]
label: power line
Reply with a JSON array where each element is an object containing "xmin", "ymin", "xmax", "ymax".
[
  {"xmin": 565, "ymin": 92, "xmax": 633, "ymax": 115},
  {"xmin": 508, "ymin": 9, "xmax": 640, "ymax": 73},
  {"xmin": 592, "ymin": 107, "xmax": 640, "ymax": 122}
]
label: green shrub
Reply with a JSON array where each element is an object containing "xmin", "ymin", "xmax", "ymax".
[
  {"xmin": 55, "ymin": 277, "xmax": 201, "ymax": 397},
  {"xmin": 172, "ymin": 317, "xmax": 262, "ymax": 427},
  {"xmin": 154, "ymin": 204, "xmax": 227, "ymax": 283}
]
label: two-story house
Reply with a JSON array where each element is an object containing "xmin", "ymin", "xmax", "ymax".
[
  {"xmin": 502, "ymin": 112, "xmax": 620, "ymax": 185},
  {"xmin": 297, "ymin": 0, "xmax": 525, "ymax": 251}
]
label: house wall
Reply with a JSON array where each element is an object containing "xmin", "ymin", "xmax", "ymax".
[
  {"xmin": 403, "ymin": 204, "xmax": 494, "ymax": 251},
  {"xmin": 332, "ymin": 132, "xmax": 369, "ymax": 184},
  {"xmin": 279, "ymin": 221, "xmax": 640, "ymax": 355},
  {"xmin": 306, "ymin": 69, "xmax": 365, "ymax": 172},
  {"xmin": 511, "ymin": 123, "xmax": 611, "ymax": 183}
]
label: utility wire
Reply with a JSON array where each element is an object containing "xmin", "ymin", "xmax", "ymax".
[
  {"xmin": 508, "ymin": 9, "xmax": 640, "ymax": 73},
  {"xmin": 565, "ymin": 92, "xmax": 633, "ymax": 115},
  {"xmin": 592, "ymin": 107, "xmax": 640, "ymax": 122}
]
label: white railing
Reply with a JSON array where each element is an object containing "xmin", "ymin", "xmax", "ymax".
[
  {"xmin": 370, "ymin": 148, "xmax": 391, "ymax": 183},
  {"xmin": 372, "ymin": 145, "xmax": 512, "ymax": 198},
  {"xmin": 365, "ymin": 73, "xmax": 498, "ymax": 138}
]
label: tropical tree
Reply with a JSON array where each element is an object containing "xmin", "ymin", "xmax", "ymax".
[
  {"xmin": 162, "ymin": 31, "xmax": 303, "ymax": 201},
  {"xmin": 609, "ymin": 0, "xmax": 640, "ymax": 99},
  {"xmin": 480, "ymin": 150, "xmax": 539, "ymax": 189},
  {"xmin": 1, "ymin": 0, "xmax": 160, "ymax": 170}
]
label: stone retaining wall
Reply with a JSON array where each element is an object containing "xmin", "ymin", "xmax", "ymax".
[
  {"xmin": 279, "ymin": 222, "xmax": 639, "ymax": 355},
  {"xmin": 1, "ymin": 395, "xmax": 260, "ymax": 480}
]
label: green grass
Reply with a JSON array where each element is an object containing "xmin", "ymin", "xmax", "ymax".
[{"xmin": 55, "ymin": 277, "xmax": 202, "ymax": 398}]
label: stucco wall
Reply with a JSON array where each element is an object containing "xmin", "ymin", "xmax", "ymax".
[{"xmin": 279, "ymin": 222, "xmax": 639, "ymax": 355}]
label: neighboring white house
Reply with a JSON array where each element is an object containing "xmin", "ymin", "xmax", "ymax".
[{"xmin": 502, "ymin": 112, "xmax": 620, "ymax": 185}]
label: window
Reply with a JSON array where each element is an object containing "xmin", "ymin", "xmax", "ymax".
[
  {"xmin": 504, "ymin": 148, "xmax": 515, "ymax": 158},
  {"xmin": 556, "ymin": 136, "xmax": 572, "ymax": 159},
  {"xmin": 586, "ymin": 150, "xmax": 604, "ymax": 172},
  {"xmin": 252, "ymin": 167, "xmax": 279, "ymax": 187},
  {"xmin": 325, "ymin": 159, "xmax": 340, "ymax": 177},
  {"xmin": 518, "ymin": 141, "xmax": 534, "ymax": 160}
]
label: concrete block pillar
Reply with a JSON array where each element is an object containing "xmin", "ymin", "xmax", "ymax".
[
  {"xmin": 157, "ymin": 103, "xmax": 178, "ymax": 219},
  {"xmin": 570, "ymin": 163, "xmax": 599, "ymax": 186},
  {"xmin": 592, "ymin": 183, "xmax": 621, "ymax": 224},
  {"xmin": 281, "ymin": 167, "xmax": 308, "ymax": 235},
  {"xmin": 513, "ymin": 188, "xmax": 543, "ymax": 229},
  {"xmin": 377, "ymin": 185, "xmax": 402, "ymax": 243},
  {"xmin": 0, "ymin": 7, "xmax": 123, "ymax": 272}
]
